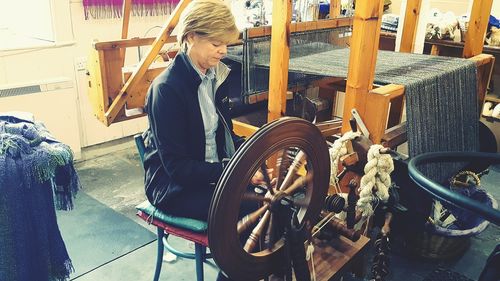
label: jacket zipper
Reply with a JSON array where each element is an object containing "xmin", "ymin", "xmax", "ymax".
[{"xmin": 213, "ymin": 62, "xmax": 235, "ymax": 158}]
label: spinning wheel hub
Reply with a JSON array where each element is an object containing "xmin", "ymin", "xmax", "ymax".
[{"xmin": 268, "ymin": 191, "xmax": 291, "ymax": 210}]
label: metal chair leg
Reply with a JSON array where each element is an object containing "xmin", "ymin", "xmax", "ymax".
[
  {"xmin": 195, "ymin": 243, "xmax": 206, "ymax": 281},
  {"xmin": 153, "ymin": 227, "xmax": 165, "ymax": 281}
]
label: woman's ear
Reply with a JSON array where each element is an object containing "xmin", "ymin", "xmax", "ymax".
[{"xmin": 185, "ymin": 32, "xmax": 195, "ymax": 45}]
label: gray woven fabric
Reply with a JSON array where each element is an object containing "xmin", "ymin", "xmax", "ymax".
[{"xmin": 244, "ymin": 48, "xmax": 479, "ymax": 182}]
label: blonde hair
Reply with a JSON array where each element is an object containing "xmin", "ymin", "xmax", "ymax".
[{"xmin": 177, "ymin": 0, "xmax": 239, "ymax": 46}]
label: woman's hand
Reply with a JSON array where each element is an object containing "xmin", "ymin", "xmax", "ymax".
[{"xmin": 251, "ymin": 168, "xmax": 276, "ymax": 187}]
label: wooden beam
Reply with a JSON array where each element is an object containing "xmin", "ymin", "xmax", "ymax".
[
  {"xmin": 399, "ymin": 0, "xmax": 422, "ymax": 53},
  {"xmin": 120, "ymin": 0, "xmax": 132, "ymax": 67},
  {"xmin": 246, "ymin": 17, "xmax": 352, "ymax": 38},
  {"xmin": 233, "ymin": 120, "xmax": 259, "ymax": 138},
  {"xmin": 315, "ymin": 120, "xmax": 343, "ymax": 137},
  {"xmin": 87, "ymin": 48, "xmax": 107, "ymax": 123},
  {"xmin": 463, "ymin": 0, "xmax": 493, "ymax": 58},
  {"xmin": 267, "ymin": 0, "xmax": 292, "ymax": 122},
  {"xmin": 469, "ymin": 54, "xmax": 495, "ymax": 115},
  {"xmin": 93, "ymin": 37, "xmax": 176, "ymax": 51},
  {"xmin": 329, "ymin": 0, "xmax": 341, "ymax": 18},
  {"xmin": 104, "ymin": 0, "xmax": 191, "ymax": 125},
  {"xmin": 364, "ymin": 84, "xmax": 405, "ymax": 143},
  {"xmin": 381, "ymin": 122, "xmax": 407, "ymax": 148},
  {"xmin": 341, "ymin": 0, "xmax": 385, "ymax": 134}
]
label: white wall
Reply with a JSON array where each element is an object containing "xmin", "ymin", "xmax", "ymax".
[{"xmin": 0, "ymin": 0, "xmax": 170, "ymax": 159}]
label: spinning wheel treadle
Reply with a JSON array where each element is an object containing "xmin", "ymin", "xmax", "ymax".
[{"xmin": 208, "ymin": 117, "xmax": 331, "ymax": 281}]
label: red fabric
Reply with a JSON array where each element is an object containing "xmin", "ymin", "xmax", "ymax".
[{"xmin": 137, "ymin": 211, "xmax": 209, "ymax": 246}]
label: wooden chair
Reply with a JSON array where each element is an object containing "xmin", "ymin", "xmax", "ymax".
[{"xmin": 134, "ymin": 134, "xmax": 211, "ymax": 281}]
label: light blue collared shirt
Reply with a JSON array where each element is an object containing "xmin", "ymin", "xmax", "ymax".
[{"xmin": 186, "ymin": 55, "xmax": 220, "ymax": 163}]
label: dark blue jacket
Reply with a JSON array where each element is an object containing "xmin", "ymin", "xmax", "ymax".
[{"xmin": 143, "ymin": 52, "xmax": 244, "ymax": 207}]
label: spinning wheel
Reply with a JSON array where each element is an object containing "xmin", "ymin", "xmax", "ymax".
[{"xmin": 208, "ymin": 117, "xmax": 331, "ymax": 280}]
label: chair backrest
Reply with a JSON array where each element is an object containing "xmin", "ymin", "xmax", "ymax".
[{"xmin": 134, "ymin": 134, "xmax": 146, "ymax": 165}]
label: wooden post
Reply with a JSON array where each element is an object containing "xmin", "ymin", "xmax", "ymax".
[
  {"xmin": 469, "ymin": 54, "xmax": 495, "ymax": 115},
  {"xmin": 365, "ymin": 84, "xmax": 405, "ymax": 143},
  {"xmin": 267, "ymin": 0, "xmax": 292, "ymax": 122},
  {"xmin": 341, "ymin": 0, "xmax": 385, "ymax": 136},
  {"xmin": 463, "ymin": 0, "xmax": 493, "ymax": 58},
  {"xmin": 329, "ymin": 0, "xmax": 341, "ymax": 18},
  {"xmin": 120, "ymin": 0, "xmax": 132, "ymax": 67},
  {"xmin": 105, "ymin": 0, "xmax": 191, "ymax": 125},
  {"xmin": 399, "ymin": 0, "xmax": 422, "ymax": 53}
]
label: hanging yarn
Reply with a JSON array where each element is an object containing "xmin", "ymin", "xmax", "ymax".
[
  {"xmin": 328, "ymin": 131, "xmax": 361, "ymax": 187},
  {"xmin": 357, "ymin": 144, "xmax": 394, "ymax": 217},
  {"xmin": 305, "ymin": 241, "xmax": 316, "ymax": 281},
  {"xmin": 82, "ymin": 0, "xmax": 178, "ymax": 20}
]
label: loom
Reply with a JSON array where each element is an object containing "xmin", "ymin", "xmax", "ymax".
[
  {"xmin": 85, "ymin": 0, "xmax": 496, "ymax": 279},
  {"xmin": 227, "ymin": 43, "xmax": 480, "ymax": 182},
  {"xmin": 225, "ymin": 26, "xmax": 352, "ymax": 101}
]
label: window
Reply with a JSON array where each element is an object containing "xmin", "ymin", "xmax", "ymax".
[{"xmin": 0, "ymin": 0, "xmax": 55, "ymax": 51}]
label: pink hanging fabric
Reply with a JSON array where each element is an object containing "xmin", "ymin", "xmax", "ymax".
[{"xmin": 83, "ymin": 0, "xmax": 178, "ymax": 20}]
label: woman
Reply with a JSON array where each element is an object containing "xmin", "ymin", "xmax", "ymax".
[
  {"xmin": 144, "ymin": 0, "xmax": 246, "ymax": 222},
  {"xmin": 144, "ymin": 2, "xmax": 270, "ymax": 279}
]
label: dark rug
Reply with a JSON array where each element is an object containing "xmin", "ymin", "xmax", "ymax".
[{"xmin": 56, "ymin": 193, "xmax": 156, "ymax": 279}]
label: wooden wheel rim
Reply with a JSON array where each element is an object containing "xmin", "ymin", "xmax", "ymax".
[{"xmin": 208, "ymin": 117, "xmax": 330, "ymax": 280}]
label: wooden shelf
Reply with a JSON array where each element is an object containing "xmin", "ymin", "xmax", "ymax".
[
  {"xmin": 379, "ymin": 32, "xmax": 500, "ymax": 55},
  {"xmin": 485, "ymin": 95, "xmax": 500, "ymax": 103},
  {"xmin": 426, "ymin": 39, "xmax": 500, "ymax": 54}
]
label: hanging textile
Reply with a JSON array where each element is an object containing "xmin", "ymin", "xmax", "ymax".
[
  {"xmin": 0, "ymin": 112, "xmax": 80, "ymax": 281},
  {"xmin": 83, "ymin": 0, "xmax": 179, "ymax": 20}
]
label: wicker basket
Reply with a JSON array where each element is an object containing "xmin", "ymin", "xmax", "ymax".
[
  {"xmin": 408, "ymin": 230, "xmax": 471, "ymax": 259},
  {"xmin": 407, "ymin": 189, "xmax": 497, "ymax": 260}
]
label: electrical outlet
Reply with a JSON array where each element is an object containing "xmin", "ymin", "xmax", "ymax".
[{"xmin": 75, "ymin": 57, "xmax": 87, "ymax": 71}]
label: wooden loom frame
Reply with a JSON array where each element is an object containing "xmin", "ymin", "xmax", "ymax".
[
  {"xmin": 86, "ymin": 0, "xmax": 351, "ymax": 126},
  {"xmin": 261, "ymin": 0, "xmax": 494, "ymax": 143},
  {"xmin": 87, "ymin": 0, "xmax": 494, "ymax": 145}
]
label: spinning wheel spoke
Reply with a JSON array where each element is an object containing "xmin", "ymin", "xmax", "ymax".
[
  {"xmin": 283, "ymin": 173, "xmax": 312, "ymax": 196},
  {"xmin": 264, "ymin": 213, "xmax": 276, "ymax": 250},
  {"xmin": 275, "ymin": 149, "xmax": 288, "ymax": 189},
  {"xmin": 243, "ymin": 210, "xmax": 271, "ymax": 253},
  {"xmin": 260, "ymin": 162, "xmax": 275, "ymax": 195},
  {"xmin": 237, "ymin": 204, "xmax": 268, "ymax": 234},
  {"xmin": 278, "ymin": 150, "xmax": 307, "ymax": 191},
  {"xmin": 242, "ymin": 192, "xmax": 271, "ymax": 203}
]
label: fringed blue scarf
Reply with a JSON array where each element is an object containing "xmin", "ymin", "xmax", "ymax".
[{"xmin": 0, "ymin": 112, "xmax": 80, "ymax": 281}]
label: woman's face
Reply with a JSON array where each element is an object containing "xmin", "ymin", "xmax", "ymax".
[{"xmin": 186, "ymin": 33, "xmax": 227, "ymax": 74}]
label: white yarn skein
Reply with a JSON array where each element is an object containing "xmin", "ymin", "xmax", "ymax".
[
  {"xmin": 328, "ymin": 131, "xmax": 361, "ymax": 186},
  {"xmin": 357, "ymin": 144, "xmax": 394, "ymax": 217},
  {"xmin": 492, "ymin": 103, "xmax": 500, "ymax": 119},
  {"xmin": 482, "ymin": 102, "xmax": 494, "ymax": 117}
]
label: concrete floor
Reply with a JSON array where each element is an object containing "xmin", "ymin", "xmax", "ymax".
[
  {"xmin": 58, "ymin": 136, "xmax": 499, "ymax": 281},
  {"xmin": 63, "ymin": 137, "xmax": 219, "ymax": 281}
]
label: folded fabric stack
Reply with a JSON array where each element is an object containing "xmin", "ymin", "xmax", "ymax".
[{"xmin": 381, "ymin": 13, "xmax": 399, "ymax": 33}]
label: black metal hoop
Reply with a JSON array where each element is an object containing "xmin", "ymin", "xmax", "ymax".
[{"xmin": 408, "ymin": 152, "xmax": 500, "ymax": 225}]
